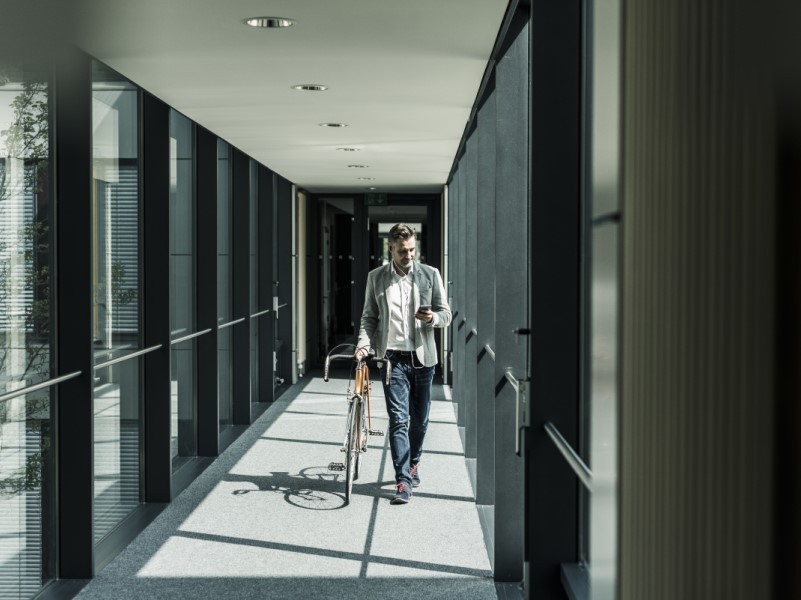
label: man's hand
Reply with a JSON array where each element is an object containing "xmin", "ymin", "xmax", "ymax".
[
  {"xmin": 415, "ymin": 308, "xmax": 434, "ymax": 323},
  {"xmin": 354, "ymin": 347, "xmax": 370, "ymax": 361}
]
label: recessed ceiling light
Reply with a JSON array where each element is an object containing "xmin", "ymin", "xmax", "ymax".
[
  {"xmin": 319, "ymin": 122, "xmax": 348, "ymax": 128},
  {"xmin": 347, "ymin": 165, "xmax": 368, "ymax": 169},
  {"xmin": 244, "ymin": 17, "xmax": 294, "ymax": 28},
  {"xmin": 292, "ymin": 84, "xmax": 328, "ymax": 91},
  {"xmin": 368, "ymin": 187, "xmax": 377, "ymax": 190},
  {"xmin": 337, "ymin": 147, "xmax": 360, "ymax": 152},
  {"xmin": 357, "ymin": 177, "xmax": 376, "ymax": 181}
]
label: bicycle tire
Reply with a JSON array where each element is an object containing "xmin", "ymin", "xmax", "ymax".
[
  {"xmin": 354, "ymin": 401, "xmax": 363, "ymax": 481},
  {"xmin": 356, "ymin": 376, "xmax": 370, "ymax": 480},
  {"xmin": 345, "ymin": 400, "xmax": 359, "ymax": 503}
]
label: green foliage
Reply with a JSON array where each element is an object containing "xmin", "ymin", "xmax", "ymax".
[{"xmin": 0, "ymin": 79, "xmax": 48, "ymax": 159}]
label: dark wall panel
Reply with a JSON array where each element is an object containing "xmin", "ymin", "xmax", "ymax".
[
  {"xmin": 476, "ymin": 85, "xmax": 497, "ymax": 506},
  {"xmin": 451, "ymin": 169, "xmax": 464, "ymax": 428},
  {"xmin": 231, "ymin": 148, "xmax": 250, "ymax": 423},
  {"xmin": 142, "ymin": 92, "xmax": 172, "ymax": 502},
  {"xmin": 526, "ymin": 0, "xmax": 583, "ymax": 593},
  {"xmin": 493, "ymin": 15, "xmax": 529, "ymax": 583},
  {"xmin": 195, "ymin": 126, "xmax": 219, "ymax": 455},
  {"xmin": 464, "ymin": 135, "xmax": 479, "ymax": 461},
  {"xmin": 258, "ymin": 166, "xmax": 275, "ymax": 401},
  {"xmin": 55, "ymin": 47, "xmax": 95, "ymax": 579},
  {"xmin": 276, "ymin": 176, "xmax": 293, "ymax": 384}
]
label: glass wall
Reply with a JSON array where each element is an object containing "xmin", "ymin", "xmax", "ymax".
[
  {"xmin": 216, "ymin": 140, "xmax": 232, "ymax": 429},
  {"xmin": 91, "ymin": 61, "xmax": 141, "ymax": 543},
  {"xmin": 169, "ymin": 110, "xmax": 197, "ymax": 468},
  {"xmin": 0, "ymin": 49, "xmax": 285, "ymax": 591},
  {"xmin": 588, "ymin": 0, "xmax": 622, "ymax": 593},
  {"xmin": 0, "ymin": 63, "xmax": 55, "ymax": 599}
]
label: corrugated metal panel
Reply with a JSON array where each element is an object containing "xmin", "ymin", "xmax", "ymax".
[{"xmin": 620, "ymin": 1, "xmax": 775, "ymax": 598}]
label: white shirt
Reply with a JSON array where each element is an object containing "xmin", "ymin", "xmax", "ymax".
[{"xmin": 386, "ymin": 260, "xmax": 416, "ymax": 351}]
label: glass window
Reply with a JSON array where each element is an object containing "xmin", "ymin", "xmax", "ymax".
[
  {"xmin": 584, "ymin": 0, "xmax": 622, "ymax": 592},
  {"xmin": 91, "ymin": 61, "xmax": 141, "ymax": 542},
  {"xmin": 217, "ymin": 140, "xmax": 232, "ymax": 429},
  {"xmin": 0, "ymin": 63, "xmax": 55, "ymax": 599},
  {"xmin": 0, "ymin": 66, "xmax": 52, "ymax": 391},
  {"xmin": 169, "ymin": 110, "xmax": 197, "ymax": 466}
]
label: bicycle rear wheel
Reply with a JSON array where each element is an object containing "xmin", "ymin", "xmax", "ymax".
[{"xmin": 345, "ymin": 400, "xmax": 361, "ymax": 503}]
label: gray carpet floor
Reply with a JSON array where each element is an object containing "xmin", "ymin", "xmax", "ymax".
[{"xmin": 76, "ymin": 373, "xmax": 496, "ymax": 599}]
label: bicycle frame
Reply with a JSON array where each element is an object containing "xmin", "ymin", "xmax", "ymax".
[{"xmin": 353, "ymin": 360, "xmax": 372, "ymax": 433}]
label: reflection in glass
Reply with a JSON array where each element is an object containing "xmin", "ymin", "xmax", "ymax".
[
  {"xmin": 92, "ymin": 61, "xmax": 141, "ymax": 540},
  {"xmin": 169, "ymin": 110, "xmax": 197, "ymax": 466},
  {"xmin": 170, "ymin": 337, "xmax": 196, "ymax": 465},
  {"xmin": 93, "ymin": 361, "xmax": 140, "ymax": 543},
  {"xmin": 91, "ymin": 63, "xmax": 139, "ymax": 360},
  {"xmin": 0, "ymin": 389, "xmax": 54, "ymax": 599},
  {"xmin": 0, "ymin": 66, "xmax": 51, "ymax": 393},
  {"xmin": 249, "ymin": 161, "xmax": 259, "ymax": 404},
  {"xmin": 0, "ymin": 65, "xmax": 55, "ymax": 598},
  {"xmin": 217, "ymin": 140, "xmax": 232, "ymax": 429},
  {"xmin": 589, "ymin": 222, "xmax": 619, "ymax": 584}
]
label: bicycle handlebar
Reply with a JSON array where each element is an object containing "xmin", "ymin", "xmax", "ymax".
[{"xmin": 324, "ymin": 352, "xmax": 392, "ymax": 385}]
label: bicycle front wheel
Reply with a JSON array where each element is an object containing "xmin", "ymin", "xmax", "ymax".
[
  {"xmin": 354, "ymin": 401, "xmax": 364, "ymax": 481},
  {"xmin": 345, "ymin": 400, "xmax": 361, "ymax": 503}
]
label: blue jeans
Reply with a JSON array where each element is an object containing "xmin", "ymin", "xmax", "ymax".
[{"xmin": 381, "ymin": 351, "xmax": 435, "ymax": 487}]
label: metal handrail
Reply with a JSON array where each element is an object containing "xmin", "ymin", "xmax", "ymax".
[
  {"xmin": 276, "ymin": 303, "xmax": 288, "ymax": 310},
  {"xmin": 0, "ymin": 370, "xmax": 82, "ymax": 404},
  {"xmin": 170, "ymin": 328, "xmax": 213, "ymax": 345},
  {"xmin": 250, "ymin": 309, "xmax": 271, "ymax": 319},
  {"xmin": 544, "ymin": 421, "xmax": 593, "ymax": 491},
  {"xmin": 484, "ymin": 344, "xmax": 495, "ymax": 361},
  {"xmin": 217, "ymin": 317, "xmax": 246, "ymax": 330},
  {"xmin": 94, "ymin": 344, "xmax": 162, "ymax": 370}
]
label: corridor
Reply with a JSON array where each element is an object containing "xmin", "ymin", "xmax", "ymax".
[{"xmin": 75, "ymin": 374, "xmax": 496, "ymax": 599}]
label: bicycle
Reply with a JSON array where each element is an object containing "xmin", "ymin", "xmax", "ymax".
[{"xmin": 324, "ymin": 344, "xmax": 389, "ymax": 504}]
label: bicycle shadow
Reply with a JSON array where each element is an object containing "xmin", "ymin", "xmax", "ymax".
[{"xmin": 224, "ymin": 466, "xmax": 365, "ymax": 510}]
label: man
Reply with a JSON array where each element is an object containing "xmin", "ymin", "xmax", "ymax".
[{"xmin": 356, "ymin": 223, "xmax": 452, "ymax": 504}]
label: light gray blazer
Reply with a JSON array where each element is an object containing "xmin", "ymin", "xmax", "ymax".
[{"xmin": 357, "ymin": 262, "xmax": 452, "ymax": 367}]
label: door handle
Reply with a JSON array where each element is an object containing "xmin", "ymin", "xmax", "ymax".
[{"xmin": 505, "ymin": 368, "xmax": 529, "ymax": 456}]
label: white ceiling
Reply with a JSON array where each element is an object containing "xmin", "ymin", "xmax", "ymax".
[{"xmin": 74, "ymin": 0, "xmax": 509, "ymax": 194}]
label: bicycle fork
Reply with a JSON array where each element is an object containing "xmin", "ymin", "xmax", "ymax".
[{"xmin": 329, "ymin": 397, "xmax": 384, "ymax": 473}]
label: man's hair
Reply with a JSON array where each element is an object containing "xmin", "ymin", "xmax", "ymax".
[{"xmin": 388, "ymin": 223, "xmax": 416, "ymax": 245}]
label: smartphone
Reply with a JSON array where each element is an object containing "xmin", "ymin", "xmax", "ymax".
[{"xmin": 418, "ymin": 305, "xmax": 431, "ymax": 312}]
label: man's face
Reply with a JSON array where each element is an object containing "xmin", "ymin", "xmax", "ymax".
[{"xmin": 390, "ymin": 236, "xmax": 416, "ymax": 270}]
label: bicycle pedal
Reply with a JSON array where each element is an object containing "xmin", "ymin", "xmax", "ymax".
[
  {"xmin": 328, "ymin": 462, "xmax": 345, "ymax": 472},
  {"xmin": 369, "ymin": 429, "xmax": 385, "ymax": 436}
]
